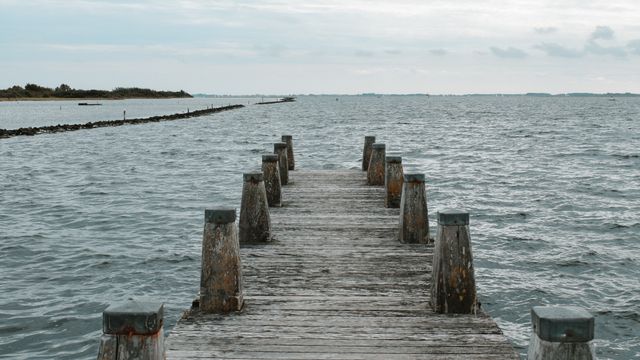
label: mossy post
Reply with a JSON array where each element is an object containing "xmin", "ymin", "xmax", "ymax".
[
  {"xmin": 528, "ymin": 306, "xmax": 596, "ymax": 359},
  {"xmin": 431, "ymin": 210, "xmax": 476, "ymax": 314},
  {"xmin": 385, "ymin": 156, "xmax": 403, "ymax": 208},
  {"xmin": 200, "ymin": 209, "xmax": 243, "ymax": 313},
  {"xmin": 398, "ymin": 173, "xmax": 429, "ymax": 243},
  {"xmin": 362, "ymin": 136, "xmax": 375, "ymax": 171},
  {"xmin": 282, "ymin": 135, "xmax": 295, "ymax": 170},
  {"xmin": 239, "ymin": 172, "xmax": 272, "ymax": 244},
  {"xmin": 367, "ymin": 143, "xmax": 385, "ymax": 185},
  {"xmin": 274, "ymin": 142, "xmax": 289, "ymax": 185},
  {"xmin": 261, "ymin": 154, "xmax": 282, "ymax": 207},
  {"xmin": 97, "ymin": 300, "xmax": 165, "ymax": 360}
]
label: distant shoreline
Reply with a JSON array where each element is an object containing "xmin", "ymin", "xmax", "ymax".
[{"xmin": 0, "ymin": 97, "xmax": 193, "ymax": 102}]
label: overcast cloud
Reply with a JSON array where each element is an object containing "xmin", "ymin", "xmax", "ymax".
[{"xmin": 1, "ymin": 0, "xmax": 639, "ymax": 94}]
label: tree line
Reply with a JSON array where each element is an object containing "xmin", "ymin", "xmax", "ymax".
[{"xmin": 0, "ymin": 83, "xmax": 192, "ymax": 99}]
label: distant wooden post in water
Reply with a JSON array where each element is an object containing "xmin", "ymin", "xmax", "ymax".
[
  {"xmin": 431, "ymin": 210, "xmax": 476, "ymax": 314},
  {"xmin": 239, "ymin": 172, "xmax": 272, "ymax": 244},
  {"xmin": 362, "ymin": 136, "xmax": 375, "ymax": 171},
  {"xmin": 274, "ymin": 142, "xmax": 289, "ymax": 185},
  {"xmin": 200, "ymin": 209, "xmax": 244, "ymax": 313},
  {"xmin": 367, "ymin": 143, "xmax": 385, "ymax": 185},
  {"xmin": 262, "ymin": 154, "xmax": 282, "ymax": 207},
  {"xmin": 528, "ymin": 306, "xmax": 596, "ymax": 359},
  {"xmin": 282, "ymin": 135, "xmax": 295, "ymax": 170},
  {"xmin": 385, "ymin": 156, "xmax": 403, "ymax": 208},
  {"xmin": 398, "ymin": 173, "xmax": 429, "ymax": 243},
  {"xmin": 97, "ymin": 299, "xmax": 165, "ymax": 360}
]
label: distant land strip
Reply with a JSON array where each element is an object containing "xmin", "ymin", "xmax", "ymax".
[
  {"xmin": 0, "ymin": 83, "xmax": 192, "ymax": 100},
  {"xmin": 0, "ymin": 104, "xmax": 243, "ymax": 139}
]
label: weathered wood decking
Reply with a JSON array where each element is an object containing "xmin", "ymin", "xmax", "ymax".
[{"xmin": 166, "ymin": 170, "xmax": 518, "ymax": 359}]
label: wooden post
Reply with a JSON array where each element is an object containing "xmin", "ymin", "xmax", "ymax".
[
  {"xmin": 385, "ymin": 156, "xmax": 403, "ymax": 208},
  {"xmin": 239, "ymin": 172, "xmax": 272, "ymax": 244},
  {"xmin": 362, "ymin": 136, "xmax": 376, "ymax": 171},
  {"xmin": 274, "ymin": 142, "xmax": 289, "ymax": 185},
  {"xmin": 262, "ymin": 154, "xmax": 282, "ymax": 207},
  {"xmin": 97, "ymin": 300, "xmax": 165, "ymax": 360},
  {"xmin": 200, "ymin": 208, "xmax": 244, "ymax": 313},
  {"xmin": 367, "ymin": 143, "xmax": 385, "ymax": 185},
  {"xmin": 398, "ymin": 173, "xmax": 429, "ymax": 243},
  {"xmin": 431, "ymin": 210, "xmax": 476, "ymax": 314},
  {"xmin": 528, "ymin": 306, "xmax": 596, "ymax": 359},
  {"xmin": 282, "ymin": 135, "xmax": 295, "ymax": 170}
]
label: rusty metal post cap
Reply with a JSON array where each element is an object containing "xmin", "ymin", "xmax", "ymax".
[
  {"xmin": 386, "ymin": 156, "xmax": 402, "ymax": 163},
  {"xmin": 243, "ymin": 172, "xmax": 264, "ymax": 182},
  {"xmin": 274, "ymin": 142, "xmax": 287, "ymax": 150},
  {"xmin": 403, "ymin": 173, "xmax": 425, "ymax": 182},
  {"xmin": 281, "ymin": 135, "xmax": 292, "ymax": 141},
  {"xmin": 205, "ymin": 208, "xmax": 236, "ymax": 224},
  {"xmin": 262, "ymin": 154, "xmax": 279, "ymax": 162},
  {"xmin": 372, "ymin": 143, "xmax": 386, "ymax": 149},
  {"xmin": 437, "ymin": 210, "xmax": 469, "ymax": 225},
  {"xmin": 102, "ymin": 299, "xmax": 164, "ymax": 335},
  {"xmin": 531, "ymin": 306, "xmax": 594, "ymax": 343}
]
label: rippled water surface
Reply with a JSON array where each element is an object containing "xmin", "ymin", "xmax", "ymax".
[{"xmin": 1, "ymin": 96, "xmax": 639, "ymax": 359}]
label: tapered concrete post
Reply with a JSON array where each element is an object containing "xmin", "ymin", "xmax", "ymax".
[
  {"xmin": 367, "ymin": 143, "xmax": 385, "ymax": 185},
  {"xmin": 262, "ymin": 154, "xmax": 282, "ymax": 207},
  {"xmin": 362, "ymin": 136, "xmax": 375, "ymax": 171},
  {"xmin": 385, "ymin": 156, "xmax": 403, "ymax": 208},
  {"xmin": 200, "ymin": 209, "xmax": 243, "ymax": 313},
  {"xmin": 282, "ymin": 135, "xmax": 295, "ymax": 170},
  {"xmin": 431, "ymin": 210, "xmax": 476, "ymax": 314},
  {"xmin": 97, "ymin": 300, "xmax": 165, "ymax": 360},
  {"xmin": 239, "ymin": 172, "xmax": 272, "ymax": 243},
  {"xmin": 274, "ymin": 142, "xmax": 289, "ymax": 185},
  {"xmin": 528, "ymin": 306, "xmax": 596, "ymax": 360},
  {"xmin": 398, "ymin": 173, "xmax": 429, "ymax": 243}
]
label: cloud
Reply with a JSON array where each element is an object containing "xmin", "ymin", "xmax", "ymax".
[
  {"xmin": 533, "ymin": 27, "xmax": 557, "ymax": 35},
  {"xmin": 628, "ymin": 40, "xmax": 640, "ymax": 55},
  {"xmin": 534, "ymin": 43, "xmax": 583, "ymax": 58},
  {"xmin": 585, "ymin": 42, "xmax": 626, "ymax": 57},
  {"xmin": 429, "ymin": 49, "xmax": 447, "ymax": 56},
  {"xmin": 489, "ymin": 46, "xmax": 527, "ymax": 58},
  {"xmin": 355, "ymin": 50, "xmax": 375, "ymax": 57},
  {"xmin": 590, "ymin": 26, "xmax": 614, "ymax": 41}
]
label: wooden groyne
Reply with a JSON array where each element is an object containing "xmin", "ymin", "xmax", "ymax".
[
  {"xmin": 95, "ymin": 136, "xmax": 596, "ymax": 360},
  {"xmin": 0, "ymin": 104, "xmax": 243, "ymax": 139}
]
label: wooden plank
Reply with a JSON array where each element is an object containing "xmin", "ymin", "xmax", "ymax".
[{"xmin": 166, "ymin": 170, "xmax": 517, "ymax": 359}]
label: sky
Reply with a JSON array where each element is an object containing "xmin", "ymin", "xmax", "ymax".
[{"xmin": 1, "ymin": 0, "xmax": 640, "ymax": 94}]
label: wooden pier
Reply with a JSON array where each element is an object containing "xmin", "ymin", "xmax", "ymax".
[{"xmin": 165, "ymin": 170, "xmax": 518, "ymax": 359}]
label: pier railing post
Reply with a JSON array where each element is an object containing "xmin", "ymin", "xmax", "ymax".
[
  {"xmin": 362, "ymin": 136, "xmax": 375, "ymax": 171},
  {"xmin": 367, "ymin": 143, "xmax": 385, "ymax": 185},
  {"xmin": 528, "ymin": 306, "xmax": 596, "ymax": 359},
  {"xmin": 97, "ymin": 299, "xmax": 165, "ymax": 360},
  {"xmin": 398, "ymin": 173, "xmax": 429, "ymax": 243},
  {"xmin": 431, "ymin": 210, "xmax": 476, "ymax": 314},
  {"xmin": 262, "ymin": 154, "xmax": 282, "ymax": 207},
  {"xmin": 200, "ymin": 209, "xmax": 244, "ymax": 313},
  {"xmin": 239, "ymin": 172, "xmax": 272, "ymax": 243},
  {"xmin": 274, "ymin": 142, "xmax": 289, "ymax": 185},
  {"xmin": 385, "ymin": 156, "xmax": 403, "ymax": 208},
  {"xmin": 282, "ymin": 135, "xmax": 295, "ymax": 170}
]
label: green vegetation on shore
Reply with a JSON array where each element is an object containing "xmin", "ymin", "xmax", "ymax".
[{"xmin": 0, "ymin": 83, "xmax": 192, "ymax": 100}]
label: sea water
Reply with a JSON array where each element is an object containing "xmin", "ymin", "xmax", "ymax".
[{"xmin": 0, "ymin": 96, "xmax": 638, "ymax": 359}]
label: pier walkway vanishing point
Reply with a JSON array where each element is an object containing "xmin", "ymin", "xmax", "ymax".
[{"xmin": 165, "ymin": 169, "xmax": 518, "ymax": 359}]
